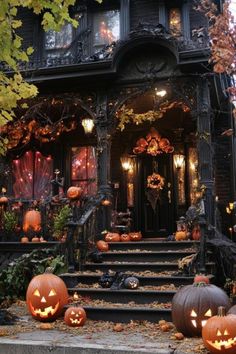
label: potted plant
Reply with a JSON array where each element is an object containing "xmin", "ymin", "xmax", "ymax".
[
  {"xmin": 2, "ymin": 211, "xmax": 18, "ymax": 241},
  {"xmin": 52, "ymin": 205, "xmax": 71, "ymax": 241}
]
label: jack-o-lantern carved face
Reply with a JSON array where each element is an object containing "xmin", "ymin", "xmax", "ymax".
[
  {"xmin": 202, "ymin": 308, "xmax": 236, "ymax": 354},
  {"xmin": 124, "ymin": 276, "xmax": 139, "ymax": 290},
  {"xmin": 64, "ymin": 306, "xmax": 86, "ymax": 327},
  {"xmin": 172, "ymin": 283, "xmax": 231, "ymax": 337},
  {"xmin": 26, "ymin": 273, "xmax": 68, "ymax": 322},
  {"xmin": 129, "ymin": 232, "xmax": 142, "ymax": 241}
]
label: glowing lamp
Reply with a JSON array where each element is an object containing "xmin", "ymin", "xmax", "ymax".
[
  {"xmin": 174, "ymin": 154, "xmax": 185, "ymax": 169},
  {"xmin": 81, "ymin": 118, "xmax": 94, "ymax": 134},
  {"xmin": 155, "ymin": 89, "xmax": 167, "ymax": 97},
  {"xmin": 120, "ymin": 155, "xmax": 132, "ymax": 171}
]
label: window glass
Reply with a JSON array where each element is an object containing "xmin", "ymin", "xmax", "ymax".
[
  {"xmin": 71, "ymin": 147, "xmax": 97, "ymax": 196},
  {"xmin": 169, "ymin": 8, "xmax": 182, "ymax": 37},
  {"xmin": 45, "ymin": 23, "xmax": 73, "ymax": 50},
  {"xmin": 12, "ymin": 151, "xmax": 53, "ymax": 199},
  {"xmin": 93, "ymin": 10, "xmax": 120, "ymax": 50}
]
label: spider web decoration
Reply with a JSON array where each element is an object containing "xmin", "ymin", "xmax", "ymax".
[{"xmin": 133, "ymin": 128, "xmax": 174, "ymax": 156}]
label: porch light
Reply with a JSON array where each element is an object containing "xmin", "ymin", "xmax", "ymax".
[
  {"xmin": 81, "ymin": 118, "xmax": 94, "ymax": 134},
  {"xmin": 120, "ymin": 155, "xmax": 132, "ymax": 171},
  {"xmin": 155, "ymin": 89, "xmax": 167, "ymax": 97},
  {"xmin": 174, "ymin": 154, "xmax": 185, "ymax": 169}
]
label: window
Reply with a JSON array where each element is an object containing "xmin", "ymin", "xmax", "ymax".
[
  {"xmin": 45, "ymin": 23, "xmax": 73, "ymax": 59},
  {"xmin": 12, "ymin": 151, "xmax": 53, "ymax": 199},
  {"xmin": 71, "ymin": 147, "xmax": 97, "ymax": 196},
  {"xmin": 169, "ymin": 8, "xmax": 182, "ymax": 37},
  {"xmin": 93, "ymin": 10, "xmax": 120, "ymax": 51}
]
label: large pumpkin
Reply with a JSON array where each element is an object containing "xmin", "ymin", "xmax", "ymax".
[
  {"xmin": 26, "ymin": 271, "xmax": 68, "ymax": 321},
  {"xmin": 66, "ymin": 186, "xmax": 82, "ymax": 200},
  {"xmin": 64, "ymin": 306, "xmax": 86, "ymax": 327},
  {"xmin": 202, "ymin": 307, "xmax": 236, "ymax": 354},
  {"xmin": 105, "ymin": 233, "xmax": 120, "ymax": 242},
  {"xmin": 96, "ymin": 240, "xmax": 109, "ymax": 252},
  {"xmin": 172, "ymin": 283, "xmax": 231, "ymax": 337},
  {"xmin": 23, "ymin": 210, "xmax": 41, "ymax": 233},
  {"xmin": 129, "ymin": 232, "xmax": 142, "ymax": 241}
]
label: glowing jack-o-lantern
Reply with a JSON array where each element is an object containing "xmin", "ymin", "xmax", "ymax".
[
  {"xmin": 64, "ymin": 306, "xmax": 86, "ymax": 327},
  {"xmin": 105, "ymin": 233, "xmax": 120, "ymax": 242},
  {"xmin": 172, "ymin": 283, "xmax": 231, "ymax": 337},
  {"xmin": 202, "ymin": 307, "xmax": 236, "ymax": 354},
  {"xmin": 23, "ymin": 210, "xmax": 41, "ymax": 233},
  {"xmin": 26, "ymin": 271, "xmax": 68, "ymax": 321},
  {"xmin": 124, "ymin": 276, "xmax": 139, "ymax": 290},
  {"xmin": 129, "ymin": 232, "xmax": 142, "ymax": 241}
]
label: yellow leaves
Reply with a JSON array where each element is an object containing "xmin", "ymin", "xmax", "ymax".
[
  {"xmin": 26, "ymin": 47, "xmax": 34, "ymax": 55},
  {"xmin": 11, "ymin": 20, "xmax": 22, "ymax": 29}
]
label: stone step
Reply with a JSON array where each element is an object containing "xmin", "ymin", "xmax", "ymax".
[
  {"xmin": 107, "ymin": 240, "xmax": 200, "ymax": 251},
  {"xmin": 61, "ymin": 273, "xmax": 195, "ymax": 288},
  {"xmin": 99, "ymin": 250, "xmax": 197, "ymax": 262},
  {"xmin": 68, "ymin": 288, "xmax": 176, "ymax": 304}
]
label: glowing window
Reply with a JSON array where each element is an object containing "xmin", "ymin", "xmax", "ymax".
[
  {"xmin": 93, "ymin": 10, "xmax": 120, "ymax": 50},
  {"xmin": 169, "ymin": 8, "xmax": 182, "ymax": 37}
]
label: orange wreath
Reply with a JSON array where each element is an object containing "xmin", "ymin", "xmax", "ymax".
[{"xmin": 147, "ymin": 173, "xmax": 165, "ymax": 190}]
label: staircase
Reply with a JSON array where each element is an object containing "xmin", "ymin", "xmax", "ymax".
[{"xmin": 61, "ymin": 239, "xmax": 215, "ymax": 323}]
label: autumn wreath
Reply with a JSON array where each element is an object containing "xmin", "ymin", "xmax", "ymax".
[{"xmin": 147, "ymin": 173, "xmax": 165, "ymax": 190}]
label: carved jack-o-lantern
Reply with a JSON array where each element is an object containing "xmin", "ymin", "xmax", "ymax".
[
  {"xmin": 129, "ymin": 232, "xmax": 142, "ymax": 241},
  {"xmin": 64, "ymin": 306, "xmax": 86, "ymax": 327},
  {"xmin": 124, "ymin": 276, "xmax": 139, "ymax": 290},
  {"xmin": 172, "ymin": 283, "xmax": 231, "ymax": 337},
  {"xmin": 105, "ymin": 233, "xmax": 120, "ymax": 242},
  {"xmin": 99, "ymin": 272, "xmax": 114, "ymax": 288},
  {"xmin": 66, "ymin": 186, "xmax": 82, "ymax": 200},
  {"xmin": 120, "ymin": 234, "xmax": 131, "ymax": 242},
  {"xmin": 23, "ymin": 210, "xmax": 41, "ymax": 233},
  {"xmin": 26, "ymin": 271, "xmax": 68, "ymax": 321},
  {"xmin": 202, "ymin": 307, "xmax": 236, "ymax": 354}
]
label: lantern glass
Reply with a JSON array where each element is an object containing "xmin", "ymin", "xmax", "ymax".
[
  {"xmin": 81, "ymin": 118, "xmax": 94, "ymax": 134},
  {"xmin": 174, "ymin": 154, "xmax": 185, "ymax": 169},
  {"xmin": 120, "ymin": 155, "xmax": 132, "ymax": 171}
]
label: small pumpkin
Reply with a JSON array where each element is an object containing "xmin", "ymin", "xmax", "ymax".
[
  {"xmin": 192, "ymin": 225, "xmax": 201, "ymax": 240},
  {"xmin": 66, "ymin": 186, "xmax": 82, "ymax": 200},
  {"xmin": 120, "ymin": 233, "xmax": 131, "ymax": 242},
  {"xmin": 124, "ymin": 276, "xmax": 139, "ymax": 290},
  {"xmin": 32, "ymin": 237, "xmax": 40, "ymax": 243},
  {"xmin": 96, "ymin": 240, "xmax": 109, "ymax": 252},
  {"xmin": 194, "ymin": 274, "xmax": 210, "ymax": 284},
  {"xmin": 105, "ymin": 233, "xmax": 120, "ymax": 242},
  {"xmin": 202, "ymin": 307, "xmax": 236, "ymax": 354},
  {"xmin": 21, "ymin": 236, "xmax": 29, "ymax": 243},
  {"xmin": 98, "ymin": 272, "xmax": 114, "ymax": 288},
  {"xmin": 175, "ymin": 231, "xmax": 188, "ymax": 241},
  {"xmin": 23, "ymin": 210, "xmax": 41, "ymax": 233},
  {"xmin": 64, "ymin": 306, "xmax": 86, "ymax": 327},
  {"xmin": 26, "ymin": 270, "xmax": 68, "ymax": 321},
  {"xmin": 129, "ymin": 232, "xmax": 142, "ymax": 241},
  {"xmin": 0, "ymin": 196, "xmax": 8, "ymax": 204},
  {"xmin": 172, "ymin": 283, "xmax": 231, "ymax": 337},
  {"xmin": 227, "ymin": 304, "xmax": 236, "ymax": 315}
]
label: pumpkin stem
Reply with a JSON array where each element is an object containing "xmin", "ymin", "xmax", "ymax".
[
  {"xmin": 45, "ymin": 267, "xmax": 54, "ymax": 274},
  {"xmin": 193, "ymin": 282, "xmax": 207, "ymax": 287},
  {"xmin": 218, "ymin": 306, "xmax": 226, "ymax": 317}
]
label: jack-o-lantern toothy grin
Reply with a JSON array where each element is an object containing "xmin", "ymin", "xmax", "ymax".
[
  {"xmin": 206, "ymin": 336, "xmax": 236, "ymax": 351},
  {"xmin": 29, "ymin": 301, "xmax": 60, "ymax": 318}
]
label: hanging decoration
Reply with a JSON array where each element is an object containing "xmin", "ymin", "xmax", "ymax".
[
  {"xmin": 116, "ymin": 101, "xmax": 190, "ymax": 130},
  {"xmin": 146, "ymin": 172, "xmax": 165, "ymax": 211},
  {"xmin": 133, "ymin": 128, "xmax": 174, "ymax": 156}
]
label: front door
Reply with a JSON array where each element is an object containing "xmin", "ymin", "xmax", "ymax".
[{"xmin": 135, "ymin": 154, "xmax": 175, "ymax": 238}]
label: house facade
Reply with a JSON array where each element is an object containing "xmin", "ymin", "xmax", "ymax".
[{"xmin": 0, "ymin": 0, "xmax": 234, "ymax": 240}]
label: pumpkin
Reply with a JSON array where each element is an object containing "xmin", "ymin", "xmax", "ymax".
[
  {"xmin": 175, "ymin": 231, "xmax": 188, "ymax": 241},
  {"xmin": 101, "ymin": 199, "xmax": 111, "ymax": 206},
  {"xmin": 124, "ymin": 276, "xmax": 139, "ymax": 290},
  {"xmin": 26, "ymin": 270, "xmax": 68, "ymax": 321},
  {"xmin": 32, "ymin": 237, "xmax": 40, "ymax": 243},
  {"xmin": 96, "ymin": 240, "xmax": 109, "ymax": 252},
  {"xmin": 129, "ymin": 232, "xmax": 142, "ymax": 241},
  {"xmin": 192, "ymin": 225, "xmax": 201, "ymax": 240},
  {"xmin": 0, "ymin": 196, "xmax": 8, "ymax": 204},
  {"xmin": 99, "ymin": 272, "xmax": 114, "ymax": 288},
  {"xmin": 202, "ymin": 307, "xmax": 236, "ymax": 354},
  {"xmin": 194, "ymin": 274, "xmax": 210, "ymax": 284},
  {"xmin": 64, "ymin": 306, "xmax": 86, "ymax": 327},
  {"xmin": 23, "ymin": 210, "xmax": 41, "ymax": 233},
  {"xmin": 66, "ymin": 186, "xmax": 82, "ymax": 200},
  {"xmin": 21, "ymin": 236, "xmax": 29, "ymax": 243},
  {"xmin": 120, "ymin": 233, "xmax": 131, "ymax": 242},
  {"xmin": 105, "ymin": 233, "xmax": 120, "ymax": 242},
  {"xmin": 227, "ymin": 305, "xmax": 236, "ymax": 315},
  {"xmin": 172, "ymin": 283, "xmax": 231, "ymax": 337}
]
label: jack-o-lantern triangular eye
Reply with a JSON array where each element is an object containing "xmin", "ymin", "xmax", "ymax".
[
  {"xmin": 49, "ymin": 289, "xmax": 57, "ymax": 296},
  {"xmin": 33, "ymin": 289, "xmax": 40, "ymax": 297},
  {"xmin": 190, "ymin": 310, "xmax": 198, "ymax": 317},
  {"xmin": 71, "ymin": 311, "xmax": 75, "ymax": 315},
  {"xmin": 224, "ymin": 329, "xmax": 229, "ymax": 335},
  {"xmin": 204, "ymin": 309, "xmax": 212, "ymax": 317},
  {"xmin": 217, "ymin": 329, "xmax": 222, "ymax": 336}
]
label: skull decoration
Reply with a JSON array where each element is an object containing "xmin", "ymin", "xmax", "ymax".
[
  {"xmin": 172, "ymin": 283, "xmax": 231, "ymax": 337},
  {"xmin": 202, "ymin": 307, "xmax": 236, "ymax": 354},
  {"xmin": 124, "ymin": 276, "xmax": 139, "ymax": 290},
  {"xmin": 26, "ymin": 271, "xmax": 68, "ymax": 321},
  {"xmin": 64, "ymin": 306, "xmax": 87, "ymax": 327}
]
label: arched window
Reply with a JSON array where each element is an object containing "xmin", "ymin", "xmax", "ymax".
[
  {"xmin": 12, "ymin": 151, "xmax": 53, "ymax": 199},
  {"xmin": 169, "ymin": 8, "xmax": 182, "ymax": 37}
]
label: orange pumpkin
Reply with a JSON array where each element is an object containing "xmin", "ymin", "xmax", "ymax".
[
  {"xmin": 175, "ymin": 231, "xmax": 188, "ymax": 241},
  {"xmin": 129, "ymin": 232, "xmax": 142, "ymax": 241},
  {"xmin": 23, "ymin": 210, "xmax": 41, "ymax": 233},
  {"xmin": 67, "ymin": 186, "xmax": 82, "ymax": 200},
  {"xmin": 32, "ymin": 237, "xmax": 40, "ymax": 243},
  {"xmin": 105, "ymin": 233, "xmax": 120, "ymax": 242},
  {"xmin": 192, "ymin": 225, "xmax": 201, "ymax": 240},
  {"xmin": 21, "ymin": 236, "xmax": 29, "ymax": 243},
  {"xmin": 26, "ymin": 271, "xmax": 68, "ymax": 321},
  {"xmin": 96, "ymin": 240, "xmax": 109, "ymax": 252},
  {"xmin": 0, "ymin": 196, "xmax": 8, "ymax": 204},
  {"xmin": 120, "ymin": 234, "xmax": 131, "ymax": 242},
  {"xmin": 64, "ymin": 306, "xmax": 86, "ymax": 327}
]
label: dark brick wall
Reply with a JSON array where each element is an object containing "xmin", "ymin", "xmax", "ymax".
[{"xmin": 130, "ymin": 0, "xmax": 159, "ymax": 30}]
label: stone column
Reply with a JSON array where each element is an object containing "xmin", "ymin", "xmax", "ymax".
[{"xmin": 197, "ymin": 78, "xmax": 215, "ymax": 232}]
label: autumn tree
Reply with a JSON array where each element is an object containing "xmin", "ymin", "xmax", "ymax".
[{"xmin": 0, "ymin": 0, "xmax": 102, "ymax": 155}]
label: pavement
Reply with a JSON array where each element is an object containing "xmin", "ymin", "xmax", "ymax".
[{"xmin": 0, "ymin": 303, "xmax": 208, "ymax": 354}]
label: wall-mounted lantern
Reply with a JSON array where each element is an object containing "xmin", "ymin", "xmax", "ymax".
[
  {"xmin": 120, "ymin": 155, "xmax": 133, "ymax": 172},
  {"xmin": 81, "ymin": 118, "xmax": 94, "ymax": 134},
  {"xmin": 174, "ymin": 154, "xmax": 185, "ymax": 169}
]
